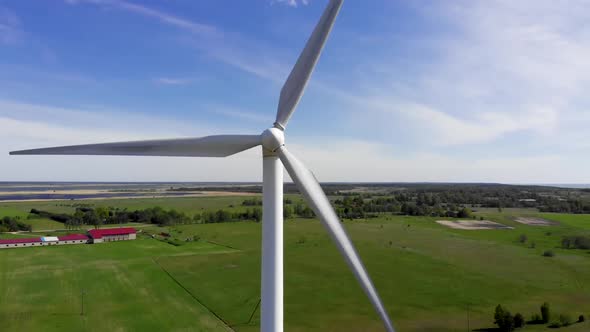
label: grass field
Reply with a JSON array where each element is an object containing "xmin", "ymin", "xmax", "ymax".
[
  {"xmin": 0, "ymin": 195, "xmax": 292, "ymax": 216},
  {"xmin": 1, "ymin": 197, "xmax": 590, "ymax": 331}
]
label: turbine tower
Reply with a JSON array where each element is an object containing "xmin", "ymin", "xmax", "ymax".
[{"xmin": 10, "ymin": 1, "xmax": 395, "ymax": 331}]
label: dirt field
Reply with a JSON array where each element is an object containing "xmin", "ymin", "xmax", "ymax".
[
  {"xmin": 436, "ymin": 219, "xmax": 513, "ymax": 230},
  {"xmin": 514, "ymin": 217, "xmax": 558, "ymax": 226}
]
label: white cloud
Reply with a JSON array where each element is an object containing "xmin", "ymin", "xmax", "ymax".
[
  {"xmin": 284, "ymin": 139, "xmax": 586, "ymax": 183},
  {"xmin": 0, "ymin": 99, "xmax": 204, "ymax": 137},
  {"xmin": 4, "ymin": 107, "xmax": 585, "ymax": 183},
  {"xmin": 0, "ymin": 99, "xmax": 263, "ymax": 182},
  {"xmin": 153, "ymin": 77, "xmax": 191, "ymax": 85},
  {"xmin": 67, "ymin": 0, "xmax": 586, "ymax": 153},
  {"xmin": 272, "ymin": 0, "xmax": 310, "ymax": 8},
  {"xmin": 375, "ymin": 102, "xmax": 557, "ymax": 146},
  {"xmin": 0, "ymin": 116, "xmax": 141, "ymax": 146},
  {"xmin": 323, "ymin": 0, "xmax": 590, "ymax": 153},
  {"xmin": 440, "ymin": 0, "xmax": 590, "ymax": 101},
  {"xmin": 6, "ymin": 1, "xmax": 589, "ymax": 183}
]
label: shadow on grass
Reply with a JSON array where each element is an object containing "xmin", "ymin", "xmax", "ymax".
[{"xmin": 472, "ymin": 328, "xmax": 500, "ymax": 332}]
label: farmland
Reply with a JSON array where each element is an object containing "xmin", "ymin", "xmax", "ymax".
[{"xmin": 0, "ymin": 196, "xmax": 590, "ymax": 331}]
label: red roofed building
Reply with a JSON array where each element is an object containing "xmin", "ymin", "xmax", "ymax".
[
  {"xmin": 0, "ymin": 237, "xmax": 43, "ymax": 249},
  {"xmin": 88, "ymin": 227, "xmax": 136, "ymax": 243},
  {"xmin": 0, "ymin": 228, "xmax": 135, "ymax": 249},
  {"xmin": 58, "ymin": 234, "xmax": 89, "ymax": 244}
]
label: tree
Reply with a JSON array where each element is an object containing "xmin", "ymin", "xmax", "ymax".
[
  {"xmin": 457, "ymin": 207, "xmax": 473, "ymax": 218},
  {"xmin": 65, "ymin": 218, "xmax": 73, "ymax": 230},
  {"xmin": 301, "ymin": 207, "xmax": 314, "ymax": 218},
  {"xmin": 294, "ymin": 203, "xmax": 305, "ymax": 216},
  {"xmin": 494, "ymin": 305, "xmax": 505, "ymax": 325},
  {"xmin": 215, "ymin": 209, "xmax": 231, "ymax": 223},
  {"xmin": 153, "ymin": 207, "xmax": 173, "ymax": 225},
  {"xmin": 252, "ymin": 207, "xmax": 262, "ymax": 222},
  {"xmin": 283, "ymin": 205, "xmax": 293, "ymax": 219},
  {"xmin": 95, "ymin": 207, "xmax": 110, "ymax": 224},
  {"xmin": 73, "ymin": 209, "xmax": 85, "ymax": 227},
  {"xmin": 514, "ymin": 313, "xmax": 525, "ymax": 328},
  {"xmin": 541, "ymin": 302, "xmax": 550, "ymax": 323},
  {"xmin": 499, "ymin": 311, "xmax": 515, "ymax": 332},
  {"xmin": 494, "ymin": 305, "xmax": 515, "ymax": 332},
  {"xmin": 83, "ymin": 211, "xmax": 101, "ymax": 229},
  {"xmin": 193, "ymin": 213, "xmax": 201, "ymax": 223}
]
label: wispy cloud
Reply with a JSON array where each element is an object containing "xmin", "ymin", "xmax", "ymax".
[
  {"xmin": 90, "ymin": 0, "xmax": 573, "ymax": 151},
  {"xmin": 202, "ymin": 40, "xmax": 288, "ymax": 84},
  {"xmin": 4, "ymin": 99, "xmax": 584, "ymax": 183},
  {"xmin": 1, "ymin": 115, "xmax": 261, "ymax": 182},
  {"xmin": 0, "ymin": 99, "xmax": 262, "ymax": 182},
  {"xmin": 322, "ymin": 0, "xmax": 590, "ymax": 151},
  {"xmin": 51, "ymin": 1, "xmax": 590, "ymax": 148},
  {"xmin": 352, "ymin": 99, "xmax": 558, "ymax": 146},
  {"xmin": 288, "ymin": 138, "xmax": 577, "ymax": 183},
  {"xmin": 66, "ymin": 0, "xmax": 289, "ymax": 83},
  {"xmin": 0, "ymin": 99, "xmax": 201, "ymax": 141},
  {"xmin": 0, "ymin": 8, "xmax": 23, "ymax": 45},
  {"xmin": 210, "ymin": 105, "xmax": 270, "ymax": 123},
  {"xmin": 153, "ymin": 77, "xmax": 192, "ymax": 85},
  {"xmin": 11, "ymin": 0, "xmax": 588, "ymax": 183},
  {"xmin": 271, "ymin": 0, "xmax": 310, "ymax": 8},
  {"xmin": 65, "ymin": 0, "xmax": 217, "ymax": 35}
]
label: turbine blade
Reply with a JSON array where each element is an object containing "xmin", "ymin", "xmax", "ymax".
[
  {"xmin": 275, "ymin": 0, "xmax": 343, "ymax": 129},
  {"xmin": 277, "ymin": 146, "xmax": 395, "ymax": 332},
  {"xmin": 10, "ymin": 135, "xmax": 261, "ymax": 158}
]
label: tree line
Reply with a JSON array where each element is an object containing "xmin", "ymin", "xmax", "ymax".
[
  {"xmin": 242, "ymin": 196, "xmax": 475, "ymax": 220},
  {"xmin": 0, "ymin": 216, "xmax": 32, "ymax": 232},
  {"xmin": 334, "ymin": 185, "xmax": 590, "ymax": 214},
  {"xmin": 331, "ymin": 195, "xmax": 474, "ymax": 219},
  {"xmin": 173, "ymin": 183, "xmax": 590, "ymax": 214},
  {"xmin": 29, "ymin": 205, "xmax": 265, "ymax": 229},
  {"xmin": 493, "ymin": 302, "xmax": 584, "ymax": 331},
  {"xmin": 561, "ymin": 235, "xmax": 590, "ymax": 250}
]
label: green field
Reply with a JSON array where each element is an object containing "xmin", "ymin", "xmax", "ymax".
[{"xmin": 1, "ymin": 197, "xmax": 590, "ymax": 331}]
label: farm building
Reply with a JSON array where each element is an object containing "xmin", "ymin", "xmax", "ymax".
[
  {"xmin": 41, "ymin": 236, "xmax": 59, "ymax": 245},
  {"xmin": 0, "ymin": 227, "xmax": 135, "ymax": 249},
  {"xmin": 88, "ymin": 227, "xmax": 136, "ymax": 243},
  {"xmin": 0, "ymin": 237, "xmax": 43, "ymax": 249},
  {"xmin": 58, "ymin": 234, "xmax": 89, "ymax": 244},
  {"xmin": 0, "ymin": 234, "xmax": 90, "ymax": 249}
]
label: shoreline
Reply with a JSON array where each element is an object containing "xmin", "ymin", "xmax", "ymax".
[{"xmin": 0, "ymin": 191, "xmax": 258, "ymax": 203}]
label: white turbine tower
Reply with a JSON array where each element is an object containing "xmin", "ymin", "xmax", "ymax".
[{"xmin": 10, "ymin": 1, "xmax": 395, "ymax": 331}]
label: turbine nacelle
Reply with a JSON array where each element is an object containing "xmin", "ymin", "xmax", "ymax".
[{"xmin": 261, "ymin": 127, "xmax": 285, "ymax": 153}]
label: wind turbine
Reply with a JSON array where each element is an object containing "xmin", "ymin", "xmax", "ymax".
[{"xmin": 10, "ymin": 0, "xmax": 395, "ymax": 331}]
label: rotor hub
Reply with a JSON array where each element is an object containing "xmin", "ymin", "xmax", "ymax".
[{"xmin": 261, "ymin": 127, "xmax": 285, "ymax": 152}]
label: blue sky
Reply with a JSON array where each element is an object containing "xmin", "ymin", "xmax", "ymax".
[{"xmin": 1, "ymin": 0, "xmax": 588, "ymax": 183}]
